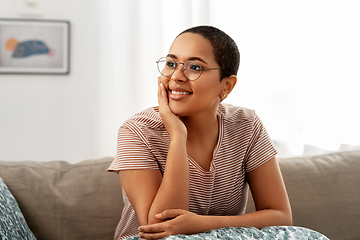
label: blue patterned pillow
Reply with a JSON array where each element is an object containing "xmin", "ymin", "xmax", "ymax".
[
  {"xmin": 0, "ymin": 177, "xmax": 37, "ymax": 240},
  {"xmin": 127, "ymin": 226, "xmax": 329, "ymax": 240}
]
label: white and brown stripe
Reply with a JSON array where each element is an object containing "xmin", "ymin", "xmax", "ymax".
[{"xmin": 108, "ymin": 103, "xmax": 277, "ymax": 240}]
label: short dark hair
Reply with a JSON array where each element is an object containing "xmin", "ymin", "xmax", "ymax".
[{"xmin": 178, "ymin": 25, "xmax": 240, "ymax": 81}]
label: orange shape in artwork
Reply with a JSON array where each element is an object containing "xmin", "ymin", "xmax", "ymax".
[{"xmin": 5, "ymin": 38, "xmax": 19, "ymax": 51}]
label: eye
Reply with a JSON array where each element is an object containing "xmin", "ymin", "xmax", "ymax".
[
  {"xmin": 166, "ymin": 60, "xmax": 176, "ymax": 69},
  {"xmin": 188, "ymin": 62, "xmax": 202, "ymax": 71}
]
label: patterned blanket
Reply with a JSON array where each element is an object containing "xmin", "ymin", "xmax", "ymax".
[{"xmin": 127, "ymin": 226, "xmax": 329, "ymax": 240}]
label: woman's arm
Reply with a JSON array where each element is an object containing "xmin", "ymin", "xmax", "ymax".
[
  {"xmin": 119, "ymin": 82, "xmax": 190, "ymax": 226},
  {"xmin": 243, "ymin": 156, "xmax": 292, "ymax": 227},
  {"xmin": 147, "ymin": 136, "xmax": 189, "ymax": 224},
  {"xmin": 138, "ymin": 157, "xmax": 292, "ymax": 239},
  {"xmin": 119, "ymin": 141, "xmax": 189, "ymax": 225},
  {"xmin": 198, "ymin": 156, "xmax": 292, "ymax": 229}
]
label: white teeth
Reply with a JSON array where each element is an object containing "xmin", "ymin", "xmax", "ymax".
[{"xmin": 172, "ymin": 91, "xmax": 190, "ymax": 95}]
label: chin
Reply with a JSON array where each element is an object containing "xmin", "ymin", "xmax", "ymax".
[{"xmin": 168, "ymin": 102, "xmax": 190, "ymax": 117}]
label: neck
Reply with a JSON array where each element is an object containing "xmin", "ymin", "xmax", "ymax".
[{"xmin": 180, "ymin": 108, "xmax": 219, "ymax": 143}]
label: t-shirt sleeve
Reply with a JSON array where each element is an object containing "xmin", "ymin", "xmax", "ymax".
[
  {"xmin": 107, "ymin": 124, "xmax": 160, "ymax": 172},
  {"xmin": 244, "ymin": 114, "xmax": 277, "ymax": 172}
]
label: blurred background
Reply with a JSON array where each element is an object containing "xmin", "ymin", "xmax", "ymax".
[{"xmin": 0, "ymin": 0, "xmax": 359, "ymax": 163}]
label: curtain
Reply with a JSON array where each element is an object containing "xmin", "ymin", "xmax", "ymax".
[{"xmin": 96, "ymin": 0, "xmax": 360, "ymax": 158}]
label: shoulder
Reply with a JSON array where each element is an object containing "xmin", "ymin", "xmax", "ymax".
[
  {"xmin": 124, "ymin": 106, "xmax": 164, "ymax": 130},
  {"xmin": 120, "ymin": 107, "xmax": 167, "ymax": 144},
  {"xmin": 218, "ymin": 103, "xmax": 256, "ymax": 123}
]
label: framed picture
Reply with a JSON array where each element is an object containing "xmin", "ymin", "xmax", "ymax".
[{"xmin": 0, "ymin": 19, "xmax": 70, "ymax": 74}]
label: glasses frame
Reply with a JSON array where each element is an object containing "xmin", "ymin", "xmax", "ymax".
[{"xmin": 156, "ymin": 56, "xmax": 223, "ymax": 81}]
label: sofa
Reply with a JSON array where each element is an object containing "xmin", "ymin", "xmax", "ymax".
[{"xmin": 0, "ymin": 150, "xmax": 359, "ymax": 240}]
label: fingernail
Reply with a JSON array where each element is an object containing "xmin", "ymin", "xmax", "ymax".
[{"xmin": 155, "ymin": 213, "xmax": 162, "ymax": 218}]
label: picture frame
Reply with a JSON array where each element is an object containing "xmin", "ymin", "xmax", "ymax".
[{"xmin": 0, "ymin": 19, "xmax": 70, "ymax": 74}]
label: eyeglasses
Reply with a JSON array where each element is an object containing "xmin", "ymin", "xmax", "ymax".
[{"xmin": 156, "ymin": 56, "xmax": 223, "ymax": 81}]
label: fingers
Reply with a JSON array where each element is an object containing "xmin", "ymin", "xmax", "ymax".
[
  {"xmin": 158, "ymin": 82, "xmax": 170, "ymax": 119},
  {"xmin": 138, "ymin": 231, "xmax": 167, "ymax": 240},
  {"xmin": 138, "ymin": 223, "xmax": 163, "ymax": 233},
  {"xmin": 157, "ymin": 82, "xmax": 168, "ymax": 107},
  {"xmin": 138, "ymin": 209, "xmax": 182, "ymax": 234},
  {"xmin": 157, "ymin": 82, "xmax": 175, "ymax": 119},
  {"xmin": 138, "ymin": 210, "xmax": 194, "ymax": 239},
  {"xmin": 155, "ymin": 209, "xmax": 186, "ymax": 220},
  {"xmin": 157, "ymin": 82, "xmax": 187, "ymax": 139},
  {"xmin": 138, "ymin": 223, "xmax": 167, "ymax": 239}
]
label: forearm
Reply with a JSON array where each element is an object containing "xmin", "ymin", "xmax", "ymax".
[
  {"xmin": 197, "ymin": 209, "xmax": 292, "ymax": 233},
  {"xmin": 208, "ymin": 209, "xmax": 292, "ymax": 230},
  {"xmin": 148, "ymin": 138, "xmax": 189, "ymax": 223}
]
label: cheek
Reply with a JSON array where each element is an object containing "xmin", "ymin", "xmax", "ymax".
[
  {"xmin": 159, "ymin": 75, "xmax": 170, "ymax": 86},
  {"xmin": 194, "ymin": 79, "xmax": 222, "ymax": 96}
]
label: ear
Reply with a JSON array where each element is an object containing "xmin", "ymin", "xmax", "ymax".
[{"xmin": 220, "ymin": 75, "xmax": 237, "ymax": 99}]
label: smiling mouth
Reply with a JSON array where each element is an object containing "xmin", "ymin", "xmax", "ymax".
[{"xmin": 171, "ymin": 90, "xmax": 192, "ymax": 95}]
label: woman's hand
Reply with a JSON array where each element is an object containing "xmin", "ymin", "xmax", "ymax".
[
  {"xmin": 158, "ymin": 81, "xmax": 187, "ymax": 140},
  {"xmin": 138, "ymin": 209, "xmax": 203, "ymax": 240}
]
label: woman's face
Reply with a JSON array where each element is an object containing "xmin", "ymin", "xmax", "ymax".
[{"xmin": 159, "ymin": 32, "xmax": 227, "ymax": 117}]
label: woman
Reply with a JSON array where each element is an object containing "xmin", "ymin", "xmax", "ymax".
[{"xmin": 108, "ymin": 25, "xmax": 292, "ymax": 239}]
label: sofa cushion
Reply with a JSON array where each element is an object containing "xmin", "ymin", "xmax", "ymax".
[
  {"xmin": 246, "ymin": 150, "xmax": 360, "ymax": 240},
  {"xmin": 0, "ymin": 177, "xmax": 37, "ymax": 240},
  {"xmin": 0, "ymin": 157, "xmax": 123, "ymax": 240}
]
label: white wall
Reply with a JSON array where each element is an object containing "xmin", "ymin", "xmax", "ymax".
[
  {"xmin": 0, "ymin": 0, "xmax": 104, "ymax": 162},
  {"xmin": 1, "ymin": 0, "xmax": 359, "ymax": 163}
]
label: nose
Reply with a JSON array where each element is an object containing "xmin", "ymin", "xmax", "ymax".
[{"xmin": 170, "ymin": 62, "xmax": 187, "ymax": 82}]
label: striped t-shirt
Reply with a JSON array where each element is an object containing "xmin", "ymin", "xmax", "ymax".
[{"xmin": 108, "ymin": 103, "xmax": 277, "ymax": 240}]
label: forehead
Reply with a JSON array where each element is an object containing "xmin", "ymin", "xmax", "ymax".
[{"xmin": 169, "ymin": 33, "xmax": 215, "ymax": 63}]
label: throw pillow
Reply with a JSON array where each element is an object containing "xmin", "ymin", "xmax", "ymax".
[
  {"xmin": 0, "ymin": 177, "xmax": 37, "ymax": 240},
  {"xmin": 126, "ymin": 226, "xmax": 329, "ymax": 240}
]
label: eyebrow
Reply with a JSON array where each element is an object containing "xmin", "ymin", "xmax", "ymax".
[{"xmin": 167, "ymin": 54, "xmax": 208, "ymax": 65}]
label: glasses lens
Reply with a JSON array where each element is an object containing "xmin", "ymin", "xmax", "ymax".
[
  {"xmin": 157, "ymin": 57, "xmax": 176, "ymax": 76},
  {"xmin": 184, "ymin": 61, "xmax": 202, "ymax": 81}
]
